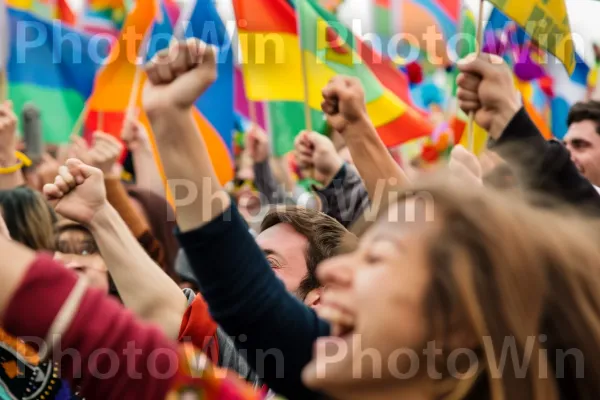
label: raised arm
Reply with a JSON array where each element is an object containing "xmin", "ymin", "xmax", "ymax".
[
  {"xmin": 43, "ymin": 159, "xmax": 187, "ymax": 339},
  {"xmin": 321, "ymin": 77, "xmax": 409, "ymax": 200},
  {"xmin": 142, "ymin": 39, "xmax": 328, "ymax": 398}
]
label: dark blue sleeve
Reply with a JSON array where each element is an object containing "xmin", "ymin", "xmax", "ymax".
[{"xmin": 176, "ymin": 205, "xmax": 330, "ymax": 399}]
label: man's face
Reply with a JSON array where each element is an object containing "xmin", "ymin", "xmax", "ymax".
[
  {"xmin": 256, "ymin": 223, "xmax": 309, "ymax": 296},
  {"xmin": 564, "ymin": 120, "xmax": 600, "ymax": 186}
]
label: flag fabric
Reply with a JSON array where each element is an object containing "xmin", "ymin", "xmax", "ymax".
[
  {"xmin": 267, "ymin": 102, "xmax": 327, "ymax": 157},
  {"xmin": 485, "ymin": 0, "xmax": 575, "ymax": 75},
  {"xmin": 84, "ymin": 0, "xmax": 157, "ymax": 140},
  {"xmin": 6, "ymin": 7, "xmax": 109, "ymax": 142},
  {"xmin": 235, "ymin": 0, "xmax": 432, "ymax": 148},
  {"xmin": 81, "ymin": 0, "xmax": 127, "ymax": 37},
  {"xmin": 182, "ymin": 0, "xmax": 234, "ymax": 153},
  {"xmin": 234, "ymin": 66, "xmax": 267, "ymax": 130},
  {"xmin": 174, "ymin": 0, "xmax": 234, "ymax": 184},
  {"xmin": 7, "ymin": 0, "xmax": 54, "ymax": 20},
  {"xmin": 483, "ymin": 7, "xmax": 589, "ymax": 138},
  {"xmin": 547, "ymin": 53, "xmax": 588, "ymax": 139},
  {"xmin": 56, "ymin": 0, "xmax": 75, "ymax": 24}
]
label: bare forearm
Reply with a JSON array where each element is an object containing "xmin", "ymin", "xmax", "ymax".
[
  {"xmin": 148, "ymin": 108, "xmax": 230, "ymax": 232},
  {"xmin": 344, "ymin": 119, "xmax": 409, "ymax": 199},
  {"xmin": 88, "ymin": 203, "xmax": 186, "ymax": 339},
  {"xmin": 131, "ymin": 148, "xmax": 166, "ymax": 197}
]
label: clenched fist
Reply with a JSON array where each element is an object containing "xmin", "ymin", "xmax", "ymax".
[
  {"xmin": 43, "ymin": 159, "xmax": 107, "ymax": 226},
  {"xmin": 142, "ymin": 38, "xmax": 217, "ymax": 115},
  {"xmin": 456, "ymin": 53, "xmax": 522, "ymax": 140},
  {"xmin": 245, "ymin": 125, "xmax": 270, "ymax": 164},
  {"xmin": 121, "ymin": 113, "xmax": 150, "ymax": 153},
  {"xmin": 294, "ymin": 131, "xmax": 343, "ymax": 185},
  {"xmin": 321, "ymin": 76, "xmax": 368, "ymax": 135}
]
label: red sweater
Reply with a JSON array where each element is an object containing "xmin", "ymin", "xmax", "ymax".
[{"xmin": 3, "ymin": 254, "xmax": 178, "ymax": 400}]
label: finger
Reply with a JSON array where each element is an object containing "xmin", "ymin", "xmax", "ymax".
[
  {"xmin": 58, "ymin": 165, "xmax": 77, "ymax": 189},
  {"xmin": 70, "ymin": 135, "xmax": 90, "ymax": 150},
  {"xmin": 456, "ymin": 88, "xmax": 479, "ymax": 102},
  {"xmin": 451, "ymin": 145, "xmax": 481, "ymax": 178},
  {"xmin": 296, "ymin": 153, "xmax": 313, "ymax": 167},
  {"xmin": 458, "ymin": 100, "xmax": 481, "ymax": 113},
  {"xmin": 456, "ymin": 72, "xmax": 481, "ymax": 92},
  {"xmin": 457, "ymin": 52, "xmax": 505, "ymax": 77},
  {"xmin": 145, "ymin": 58, "xmax": 161, "ymax": 85},
  {"xmin": 156, "ymin": 51, "xmax": 175, "ymax": 83},
  {"xmin": 43, "ymin": 183, "xmax": 64, "ymax": 200},
  {"xmin": 170, "ymin": 40, "xmax": 192, "ymax": 78},
  {"xmin": 54, "ymin": 175, "xmax": 71, "ymax": 194},
  {"xmin": 66, "ymin": 158, "xmax": 97, "ymax": 179}
]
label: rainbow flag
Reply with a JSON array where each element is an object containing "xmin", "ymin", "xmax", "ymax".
[
  {"xmin": 235, "ymin": 0, "xmax": 432, "ymax": 148},
  {"xmin": 175, "ymin": 0, "xmax": 233, "ymax": 183},
  {"xmin": 81, "ymin": 0, "xmax": 127, "ymax": 37},
  {"xmin": 377, "ymin": 0, "xmax": 459, "ymax": 67},
  {"xmin": 486, "ymin": 0, "xmax": 576, "ymax": 76},
  {"xmin": 6, "ymin": 7, "xmax": 108, "ymax": 143},
  {"xmin": 84, "ymin": 0, "xmax": 157, "ymax": 140}
]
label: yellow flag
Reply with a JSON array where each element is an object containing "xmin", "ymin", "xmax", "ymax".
[{"xmin": 487, "ymin": 0, "xmax": 575, "ymax": 75}]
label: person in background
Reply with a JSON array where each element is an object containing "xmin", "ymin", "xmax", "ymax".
[
  {"xmin": 563, "ymin": 101, "xmax": 600, "ymax": 188},
  {"xmin": 0, "ymin": 186, "xmax": 56, "ymax": 251}
]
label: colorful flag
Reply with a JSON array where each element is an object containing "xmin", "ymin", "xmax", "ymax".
[
  {"xmin": 84, "ymin": 0, "xmax": 158, "ymax": 140},
  {"xmin": 175, "ymin": 0, "xmax": 234, "ymax": 184},
  {"xmin": 234, "ymin": 66, "xmax": 267, "ymax": 130},
  {"xmin": 182, "ymin": 0, "xmax": 234, "ymax": 152},
  {"xmin": 485, "ymin": 0, "xmax": 575, "ymax": 75},
  {"xmin": 235, "ymin": 0, "xmax": 432, "ymax": 148},
  {"xmin": 81, "ymin": 0, "xmax": 127, "ymax": 37},
  {"xmin": 6, "ymin": 7, "xmax": 109, "ymax": 143}
]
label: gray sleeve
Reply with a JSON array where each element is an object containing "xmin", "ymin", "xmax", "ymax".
[
  {"xmin": 216, "ymin": 327, "xmax": 263, "ymax": 389},
  {"xmin": 314, "ymin": 164, "xmax": 370, "ymax": 228},
  {"xmin": 253, "ymin": 160, "xmax": 287, "ymax": 205}
]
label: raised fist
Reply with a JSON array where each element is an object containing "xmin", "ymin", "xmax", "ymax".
[
  {"xmin": 294, "ymin": 131, "xmax": 343, "ymax": 185},
  {"xmin": 121, "ymin": 113, "xmax": 150, "ymax": 153},
  {"xmin": 456, "ymin": 53, "xmax": 522, "ymax": 140},
  {"xmin": 245, "ymin": 125, "xmax": 270, "ymax": 163},
  {"xmin": 321, "ymin": 76, "xmax": 368, "ymax": 135},
  {"xmin": 43, "ymin": 159, "xmax": 107, "ymax": 226},
  {"xmin": 89, "ymin": 131, "xmax": 124, "ymax": 175},
  {"xmin": 143, "ymin": 38, "xmax": 217, "ymax": 115}
]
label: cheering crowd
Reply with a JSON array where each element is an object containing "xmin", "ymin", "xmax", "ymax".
[{"xmin": 0, "ymin": 38, "xmax": 600, "ymax": 399}]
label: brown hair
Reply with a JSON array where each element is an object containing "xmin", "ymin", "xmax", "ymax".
[
  {"xmin": 0, "ymin": 187, "xmax": 56, "ymax": 251},
  {"xmin": 261, "ymin": 206, "xmax": 358, "ymax": 299},
  {"xmin": 380, "ymin": 176, "xmax": 600, "ymax": 400},
  {"xmin": 567, "ymin": 101, "xmax": 600, "ymax": 133}
]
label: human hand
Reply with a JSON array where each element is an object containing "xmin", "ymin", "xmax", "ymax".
[
  {"xmin": 448, "ymin": 144, "xmax": 482, "ymax": 186},
  {"xmin": 0, "ymin": 101, "xmax": 17, "ymax": 165},
  {"xmin": 294, "ymin": 131, "xmax": 343, "ymax": 185},
  {"xmin": 121, "ymin": 112, "xmax": 150, "ymax": 153},
  {"xmin": 142, "ymin": 39, "xmax": 217, "ymax": 115},
  {"xmin": 321, "ymin": 76, "xmax": 369, "ymax": 136},
  {"xmin": 43, "ymin": 159, "xmax": 107, "ymax": 226},
  {"xmin": 89, "ymin": 132, "xmax": 124, "ymax": 175},
  {"xmin": 245, "ymin": 125, "xmax": 270, "ymax": 163},
  {"xmin": 456, "ymin": 53, "xmax": 522, "ymax": 140}
]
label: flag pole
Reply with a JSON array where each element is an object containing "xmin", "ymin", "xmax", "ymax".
[
  {"xmin": 467, "ymin": 0, "xmax": 484, "ymax": 152},
  {"xmin": 296, "ymin": 0, "xmax": 313, "ymax": 132},
  {"xmin": 97, "ymin": 111, "xmax": 104, "ymax": 132}
]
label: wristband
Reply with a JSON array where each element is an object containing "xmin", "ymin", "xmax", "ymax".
[{"xmin": 0, "ymin": 151, "xmax": 32, "ymax": 174}]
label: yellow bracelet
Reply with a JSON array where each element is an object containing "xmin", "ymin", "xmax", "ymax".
[{"xmin": 0, "ymin": 152, "xmax": 32, "ymax": 175}]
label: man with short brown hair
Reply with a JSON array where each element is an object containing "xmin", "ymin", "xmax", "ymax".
[{"xmin": 564, "ymin": 101, "xmax": 600, "ymax": 187}]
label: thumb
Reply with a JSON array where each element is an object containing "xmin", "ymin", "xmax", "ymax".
[{"xmin": 457, "ymin": 53, "xmax": 503, "ymax": 77}]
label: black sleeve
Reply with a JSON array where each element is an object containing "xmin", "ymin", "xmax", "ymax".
[
  {"xmin": 176, "ymin": 205, "xmax": 329, "ymax": 399},
  {"xmin": 490, "ymin": 108, "xmax": 600, "ymax": 215}
]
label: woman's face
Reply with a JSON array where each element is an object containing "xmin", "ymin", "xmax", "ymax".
[
  {"xmin": 54, "ymin": 228, "xmax": 109, "ymax": 293},
  {"xmin": 303, "ymin": 200, "xmax": 434, "ymax": 396}
]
